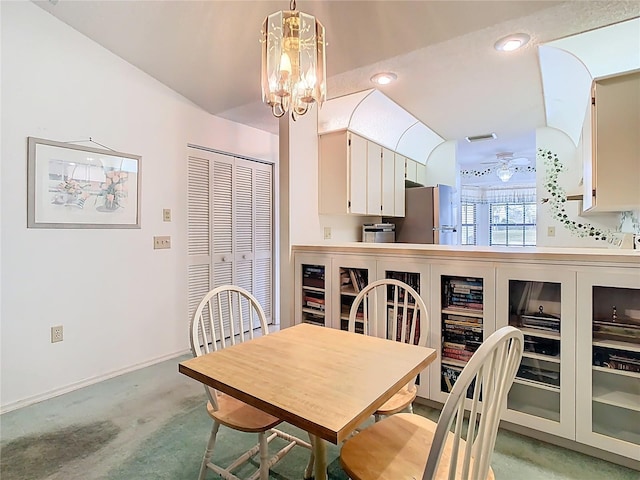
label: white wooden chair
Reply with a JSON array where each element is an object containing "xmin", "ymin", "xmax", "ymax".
[
  {"xmin": 190, "ymin": 285, "xmax": 314, "ymax": 480},
  {"xmin": 340, "ymin": 326, "xmax": 524, "ymax": 480},
  {"xmin": 348, "ymin": 278, "xmax": 429, "ymax": 418}
]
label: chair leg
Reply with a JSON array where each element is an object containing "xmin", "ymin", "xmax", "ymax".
[
  {"xmin": 374, "ymin": 413, "xmax": 382, "ymax": 422},
  {"xmin": 258, "ymin": 431, "xmax": 269, "ymax": 480},
  {"xmin": 198, "ymin": 421, "xmax": 220, "ymax": 480},
  {"xmin": 408, "ymin": 402, "xmax": 414, "ymax": 414},
  {"xmin": 304, "ymin": 432, "xmax": 315, "ymax": 479}
]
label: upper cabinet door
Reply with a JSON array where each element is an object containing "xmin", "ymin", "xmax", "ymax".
[
  {"xmin": 381, "ymin": 147, "xmax": 395, "ymax": 216},
  {"xmin": 585, "ymin": 71, "xmax": 640, "ymax": 212},
  {"xmin": 394, "ymin": 153, "xmax": 405, "ymax": 216},
  {"xmin": 348, "ymin": 133, "xmax": 368, "ymax": 215},
  {"xmin": 416, "ymin": 162, "xmax": 427, "ymax": 186},
  {"xmin": 367, "ymin": 141, "xmax": 382, "ymax": 215},
  {"xmin": 405, "ymin": 158, "xmax": 418, "ymax": 182}
]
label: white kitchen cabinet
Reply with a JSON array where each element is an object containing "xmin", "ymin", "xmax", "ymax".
[
  {"xmin": 394, "ymin": 153, "xmax": 405, "ymax": 216},
  {"xmin": 583, "ymin": 71, "xmax": 640, "ymax": 213},
  {"xmin": 319, "ymin": 130, "xmax": 367, "ymax": 215},
  {"xmin": 576, "ymin": 268, "xmax": 640, "ymax": 460},
  {"xmin": 381, "ymin": 147, "xmax": 395, "ymax": 216},
  {"xmin": 405, "ymin": 157, "xmax": 418, "ymax": 183},
  {"xmin": 366, "ymin": 141, "xmax": 382, "ymax": 215},
  {"xmin": 496, "ymin": 266, "xmax": 576, "ymax": 440},
  {"xmin": 319, "ymin": 130, "xmax": 405, "ymax": 217},
  {"xmin": 416, "ymin": 161, "xmax": 427, "ymax": 186}
]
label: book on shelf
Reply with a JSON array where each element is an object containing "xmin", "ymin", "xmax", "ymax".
[
  {"xmin": 348, "ymin": 269, "xmax": 360, "ymax": 293},
  {"xmin": 445, "ymin": 304, "xmax": 483, "ymax": 312},
  {"xmin": 444, "ymin": 314, "xmax": 483, "ymax": 324},
  {"xmin": 593, "ymin": 346, "xmax": 640, "ymax": 373}
]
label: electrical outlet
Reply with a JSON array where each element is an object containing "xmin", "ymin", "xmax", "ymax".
[
  {"xmin": 153, "ymin": 236, "xmax": 171, "ymax": 249},
  {"xmin": 163, "ymin": 208, "xmax": 171, "ymax": 222},
  {"xmin": 323, "ymin": 227, "xmax": 332, "ymax": 240},
  {"xmin": 51, "ymin": 325, "xmax": 63, "ymax": 343},
  {"xmin": 547, "ymin": 226, "xmax": 556, "ymax": 237}
]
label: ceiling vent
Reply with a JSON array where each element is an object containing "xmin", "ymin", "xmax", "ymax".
[{"xmin": 465, "ymin": 133, "xmax": 497, "ymax": 143}]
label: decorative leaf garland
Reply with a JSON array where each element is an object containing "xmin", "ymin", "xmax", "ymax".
[
  {"xmin": 540, "ymin": 148, "xmax": 613, "ymax": 241},
  {"xmin": 460, "ymin": 165, "xmax": 535, "ymax": 178}
]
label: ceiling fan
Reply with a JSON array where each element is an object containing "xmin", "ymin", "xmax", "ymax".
[{"xmin": 481, "ymin": 152, "xmax": 531, "ymax": 182}]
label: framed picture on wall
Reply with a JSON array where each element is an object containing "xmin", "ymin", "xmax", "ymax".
[{"xmin": 27, "ymin": 137, "xmax": 141, "ymax": 228}]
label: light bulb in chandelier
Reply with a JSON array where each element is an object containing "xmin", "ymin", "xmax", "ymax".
[{"xmin": 261, "ymin": 0, "xmax": 326, "ymax": 119}]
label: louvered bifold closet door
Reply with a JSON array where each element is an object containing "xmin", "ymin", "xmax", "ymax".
[
  {"xmin": 234, "ymin": 159, "xmax": 256, "ymax": 327},
  {"xmin": 253, "ymin": 162, "xmax": 273, "ymax": 323},
  {"xmin": 212, "ymin": 155, "xmax": 235, "ymax": 336},
  {"xmin": 187, "ymin": 154, "xmax": 212, "ymax": 335}
]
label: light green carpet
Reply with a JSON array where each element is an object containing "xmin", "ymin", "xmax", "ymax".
[{"xmin": 1, "ymin": 353, "xmax": 638, "ymax": 480}]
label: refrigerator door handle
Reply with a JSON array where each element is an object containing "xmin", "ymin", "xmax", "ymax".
[{"xmin": 433, "ymin": 225, "xmax": 457, "ymax": 232}]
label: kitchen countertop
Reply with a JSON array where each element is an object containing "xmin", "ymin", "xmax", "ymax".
[{"xmin": 292, "ymin": 243, "xmax": 640, "ymax": 267}]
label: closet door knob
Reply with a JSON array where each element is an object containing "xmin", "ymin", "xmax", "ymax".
[
  {"xmin": 222, "ymin": 256, "xmax": 228, "ymax": 262},
  {"xmin": 242, "ymin": 254, "xmax": 247, "ymax": 259}
]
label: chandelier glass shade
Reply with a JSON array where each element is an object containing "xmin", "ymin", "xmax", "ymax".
[
  {"xmin": 261, "ymin": 1, "xmax": 326, "ymax": 119},
  {"xmin": 496, "ymin": 162, "xmax": 515, "ymax": 182}
]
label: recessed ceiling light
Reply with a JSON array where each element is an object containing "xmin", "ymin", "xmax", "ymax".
[
  {"xmin": 494, "ymin": 33, "xmax": 530, "ymax": 52},
  {"xmin": 370, "ymin": 72, "xmax": 397, "ymax": 86}
]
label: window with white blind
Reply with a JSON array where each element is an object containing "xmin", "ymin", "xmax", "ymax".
[
  {"xmin": 460, "ymin": 202, "xmax": 476, "ymax": 245},
  {"xmin": 489, "ymin": 202, "xmax": 536, "ymax": 246}
]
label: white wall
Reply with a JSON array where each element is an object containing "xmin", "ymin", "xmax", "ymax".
[
  {"xmin": 0, "ymin": 2, "xmax": 277, "ymax": 412},
  {"xmin": 425, "ymin": 140, "xmax": 457, "ymax": 187},
  {"xmin": 535, "ymin": 127, "xmax": 622, "ymax": 248}
]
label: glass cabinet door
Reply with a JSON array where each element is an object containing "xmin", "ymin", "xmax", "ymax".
[
  {"xmin": 377, "ymin": 261, "xmax": 430, "ymax": 398},
  {"xmin": 576, "ymin": 269, "xmax": 640, "ymax": 460},
  {"xmin": 331, "ymin": 256, "xmax": 376, "ymax": 332},
  {"xmin": 431, "ymin": 264, "xmax": 496, "ymax": 405},
  {"xmin": 294, "ymin": 254, "xmax": 331, "ymax": 327},
  {"xmin": 496, "ymin": 267, "xmax": 575, "ymax": 440}
]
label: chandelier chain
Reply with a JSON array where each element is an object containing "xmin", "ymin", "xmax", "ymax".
[{"xmin": 290, "ymin": 0, "xmax": 296, "ymax": 11}]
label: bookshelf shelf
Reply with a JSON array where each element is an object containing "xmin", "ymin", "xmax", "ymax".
[
  {"xmin": 302, "ymin": 285, "xmax": 325, "ymax": 293},
  {"xmin": 518, "ymin": 327, "xmax": 561, "ymax": 340},
  {"xmin": 593, "ymin": 339, "xmax": 640, "ymax": 353},
  {"xmin": 522, "ymin": 351, "xmax": 561, "ymax": 363},
  {"xmin": 592, "ymin": 365, "xmax": 640, "ymax": 379},
  {"xmin": 592, "ymin": 385, "xmax": 640, "ymax": 412},
  {"xmin": 441, "ymin": 307, "xmax": 483, "ymax": 318},
  {"xmin": 513, "ymin": 377, "xmax": 561, "ymax": 393}
]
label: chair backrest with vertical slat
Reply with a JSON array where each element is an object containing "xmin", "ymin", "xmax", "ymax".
[
  {"xmin": 422, "ymin": 326, "xmax": 524, "ymax": 480},
  {"xmin": 189, "ymin": 285, "xmax": 269, "ymax": 410},
  {"xmin": 348, "ymin": 278, "xmax": 428, "ymax": 346}
]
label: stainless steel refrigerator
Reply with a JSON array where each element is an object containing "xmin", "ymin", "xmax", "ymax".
[{"xmin": 389, "ymin": 185, "xmax": 458, "ymax": 244}]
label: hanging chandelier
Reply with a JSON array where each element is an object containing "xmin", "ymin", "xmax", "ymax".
[
  {"xmin": 261, "ymin": 0, "xmax": 326, "ymax": 119},
  {"xmin": 496, "ymin": 162, "xmax": 515, "ymax": 182}
]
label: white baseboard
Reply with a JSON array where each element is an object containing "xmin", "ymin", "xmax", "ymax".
[{"xmin": 0, "ymin": 349, "xmax": 191, "ymax": 415}]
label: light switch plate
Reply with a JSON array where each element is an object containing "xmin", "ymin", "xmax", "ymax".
[
  {"xmin": 154, "ymin": 236, "xmax": 171, "ymax": 249},
  {"xmin": 324, "ymin": 227, "xmax": 332, "ymax": 240}
]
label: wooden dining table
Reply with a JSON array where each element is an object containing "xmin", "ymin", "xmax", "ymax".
[{"xmin": 179, "ymin": 322, "xmax": 437, "ymax": 480}]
